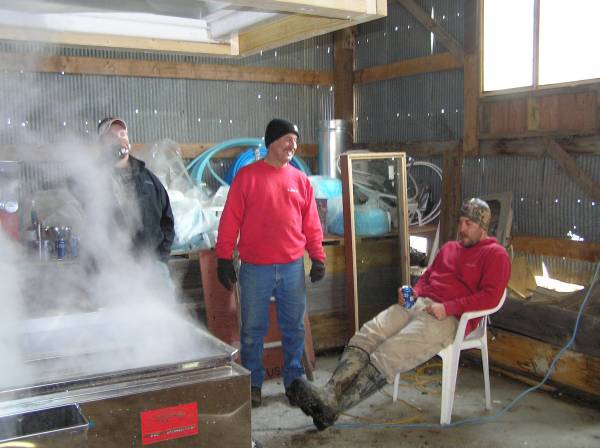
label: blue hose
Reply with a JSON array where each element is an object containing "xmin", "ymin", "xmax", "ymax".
[{"xmin": 187, "ymin": 138, "xmax": 311, "ymax": 188}]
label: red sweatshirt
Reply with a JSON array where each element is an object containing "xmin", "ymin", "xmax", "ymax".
[
  {"xmin": 215, "ymin": 160, "xmax": 325, "ymax": 264},
  {"xmin": 413, "ymin": 237, "xmax": 510, "ymax": 334}
]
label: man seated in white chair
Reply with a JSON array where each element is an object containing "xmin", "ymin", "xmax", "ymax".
[{"xmin": 288, "ymin": 198, "xmax": 511, "ymax": 430}]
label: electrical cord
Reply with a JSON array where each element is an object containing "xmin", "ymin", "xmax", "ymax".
[{"xmin": 257, "ymin": 261, "xmax": 599, "ymax": 432}]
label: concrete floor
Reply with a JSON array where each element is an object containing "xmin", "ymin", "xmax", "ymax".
[{"xmin": 251, "ymin": 353, "xmax": 600, "ymax": 448}]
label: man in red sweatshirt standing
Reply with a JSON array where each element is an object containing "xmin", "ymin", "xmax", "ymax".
[
  {"xmin": 215, "ymin": 118, "xmax": 326, "ymax": 408},
  {"xmin": 288, "ymin": 198, "xmax": 510, "ymax": 430}
]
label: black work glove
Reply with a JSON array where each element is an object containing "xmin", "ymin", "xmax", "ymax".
[
  {"xmin": 309, "ymin": 259, "xmax": 325, "ymax": 283},
  {"xmin": 217, "ymin": 258, "xmax": 237, "ymax": 290}
]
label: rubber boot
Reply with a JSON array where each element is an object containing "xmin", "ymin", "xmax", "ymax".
[
  {"xmin": 289, "ymin": 363, "xmax": 386, "ymax": 431},
  {"xmin": 337, "ymin": 363, "xmax": 387, "ymax": 413},
  {"xmin": 286, "ymin": 346, "xmax": 369, "ymax": 416},
  {"xmin": 286, "ymin": 378, "xmax": 338, "ymax": 431},
  {"xmin": 325, "ymin": 346, "xmax": 370, "ymax": 400}
]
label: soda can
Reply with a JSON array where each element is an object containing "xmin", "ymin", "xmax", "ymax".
[
  {"xmin": 402, "ymin": 285, "xmax": 415, "ymax": 309},
  {"xmin": 70, "ymin": 236, "xmax": 79, "ymax": 258},
  {"xmin": 56, "ymin": 238, "xmax": 66, "ymax": 260}
]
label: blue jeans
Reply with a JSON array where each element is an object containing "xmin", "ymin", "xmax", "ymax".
[{"xmin": 239, "ymin": 258, "xmax": 306, "ymax": 389}]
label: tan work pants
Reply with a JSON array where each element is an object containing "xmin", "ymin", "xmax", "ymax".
[{"xmin": 349, "ymin": 298, "xmax": 458, "ymax": 383}]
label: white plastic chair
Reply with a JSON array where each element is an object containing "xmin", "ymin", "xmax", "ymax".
[{"xmin": 392, "ymin": 289, "xmax": 507, "ymax": 424}]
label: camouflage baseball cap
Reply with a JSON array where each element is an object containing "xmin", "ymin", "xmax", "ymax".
[{"xmin": 459, "ymin": 198, "xmax": 491, "ymax": 231}]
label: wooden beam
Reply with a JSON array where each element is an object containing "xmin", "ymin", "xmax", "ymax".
[
  {"xmin": 226, "ymin": 0, "xmax": 374, "ymax": 19},
  {"xmin": 334, "ymin": 27, "xmax": 356, "ymax": 140},
  {"xmin": 439, "ymin": 143, "xmax": 463, "ymax": 245},
  {"xmin": 545, "ymin": 139, "xmax": 600, "ymax": 203},
  {"xmin": 462, "ymin": 0, "xmax": 480, "ymax": 155},
  {"xmin": 237, "ymin": 1, "xmax": 386, "ymax": 56},
  {"xmin": 0, "ymin": 52, "xmax": 333, "ymax": 86},
  {"xmin": 395, "ymin": 0, "xmax": 464, "ymax": 61},
  {"xmin": 353, "ymin": 52, "xmax": 462, "ymax": 85},
  {"xmin": 353, "ymin": 135, "xmax": 600, "ymax": 157},
  {"xmin": 0, "ymin": 143, "xmax": 318, "ymax": 162},
  {"xmin": 237, "ymin": 15, "xmax": 352, "ymax": 56},
  {"xmin": 493, "ymin": 294, "xmax": 600, "ymax": 358},
  {"xmin": 480, "ymin": 135, "xmax": 600, "ymax": 157},
  {"xmin": 0, "ymin": 26, "xmax": 231, "ymax": 56},
  {"xmin": 351, "ymin": 140, "xmax": 459, "ymax": 156},
  {"xmin": 488, "ymin": 329, "xmax": 600, "ymax": 400},
  {"xmin": 512, "ymin": 235, "xmax": 600, "ymax": 263}
]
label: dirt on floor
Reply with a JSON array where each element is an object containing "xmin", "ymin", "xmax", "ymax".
[{"xmin": 251, "ymin": 354, "xmax": 600, "ymax": 448}]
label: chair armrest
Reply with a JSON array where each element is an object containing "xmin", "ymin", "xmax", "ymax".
[{"xmin": 449, "ymin": 289, "xmax": 507, "ymax": 346}]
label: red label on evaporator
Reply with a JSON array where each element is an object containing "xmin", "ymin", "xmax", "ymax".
[{"xmin": 140, "ymin": 402, "xmax": 198, "ymax": 445}]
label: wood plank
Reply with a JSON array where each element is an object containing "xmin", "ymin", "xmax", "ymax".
[
  {"xmin": 480, "ymin": 92, "xmax": 597, "ymax": 138},
  {"xmin": 354, "ymin": 135, "xmax": 600, "ymax": 157},
  {"xmin": 340, "ymin": 153, "xmax": 358, "ymax": 338},
  {"xmin": 0, "ymin": 26, "xmax": 231, "ymax": 56},
  {"xmin": 353, "ymin": 52, "xmax": 462, "ymax": 85},
  {"xmin": 480, "ymin": 135, "xmax": 600, "ymax": 156},
  {"xmin": 487, "ymin": 329, "xmax": 600, "ymax": 399},
  {"xmin": 463, "ymin": 55, "xmax": 479, "ymax": 153},
  {"xmin": 309, "ymin": 309, "xmax": 349, "ymax": 351},
  {"xmin": 238, "ymin": 15, "xmax": 348, "ymax": 55},
  {"xmin": 351, "ymin": 140, "xmax": 459, "ymax": 156},
  {"xmin": 0, "ymin": 52, "xmax": 333, "ymax": 86},
  {"xmin": 439, "ymin": 144, "xmax": 463, "ymax": 245},
  {"xmin": 462, "ymin": 0, "xmax": 480, "ymax": 155},
  {"xmin": 0, "ymin": 142, "xmax": 318, "ymax": 162},
  {"xmin": 545, "ymin": 139, "xmax": 600, "ymax": 203},
  {"xmin": 334, "ymin": 27, "xmax": 356, "ymax": 140},
  {"xmin": 480, "ymin": 99, "xmax": 528, "ymax": 136},
  {"xmin": 538, "ymin": 93, "xmax": 597, "ymax": 133},
  {"xmin": 512, "ymin": 234, "xmax": 600, "ymax": 263},
  {"xmin": 493, "ymin": 294, "xmax": 600, "ymax": 358},
  {"xmin": 226, "ymin": 0, "xmax": 373, "ymax": 19},
  {"xmin": 527, "ymin": 96, "xmax": 540, "ymax": 131},
  {"xmin": 237, "ymin": 4, "xmax": 385, "ymax": 57},
  {"xmin": 138, "ymin": 143, "xmax": 317, "ymax": 160},
  {"xmin": 395, "ymin": 0, "xmax": 464, "ymax": 61}
]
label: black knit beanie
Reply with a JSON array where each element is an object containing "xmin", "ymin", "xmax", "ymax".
[{"xmin": 264, "ymin": 118, "xmax": 299, "ymax": 148}]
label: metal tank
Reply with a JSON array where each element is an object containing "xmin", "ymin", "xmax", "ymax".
[
  {"xmin": 0, "ymin": 310, "xmax": 251, "ymax": 447},
  {"xmin": 317, "ymin": 119, "xmax": 349, "ymax": 179}
]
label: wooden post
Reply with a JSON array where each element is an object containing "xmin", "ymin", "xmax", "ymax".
[
  {"xmin": 440, "ymin": 144, "xmax": 464, "ymax": 245},
  {"xmin": 463, "ymin": 0, "xmax": 480, "ymax": 155},
  {"xmin": 334, "ymin": 27, "xmax": 356, "ymax": 141}
]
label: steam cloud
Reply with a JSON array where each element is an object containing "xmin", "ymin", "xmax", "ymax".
[{"xmin": 0, "ymin": 73, "xmax": 220, "ymax": 395}]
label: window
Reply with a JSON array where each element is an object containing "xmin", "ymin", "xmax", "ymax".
[{"xmin": 483, "ymin": 0, "xmax": 600, "ymax": 92}]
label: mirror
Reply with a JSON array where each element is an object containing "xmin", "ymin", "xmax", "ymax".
[{"xmin": 340, "ymin": 152, "xmax": 410, "ymax": 336}]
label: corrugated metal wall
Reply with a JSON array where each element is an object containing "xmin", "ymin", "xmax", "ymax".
[
  {"xmin": 0, "ymin": 35, "xmax": 334, "ymax": 147},
  {"xmin": 355, "ymin": 0, "xmax": 464, "ymax": 69},
  {"xmin": 462, "ymin": 155, "xmax": 600, "ymax": 243},
  {"xmin": 354, "ymin": 0, "xmax": 465, "ymax": 142}
]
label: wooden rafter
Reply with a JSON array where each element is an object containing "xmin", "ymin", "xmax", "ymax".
[
  {"xmin": 236, "ymin": 0, "xmax": 385, "ymax": 56},
  {"xmin": 353, "ymin": 52, "xmax": 462, "ymax": 85},
  {"xmin": 512, "ymin": 235, "xmax": 600, "ymax": 263},
  {"xmin": 0, "ymin": 52, "xmax": 333, "ymax": 86},
  {"xmin": 395, "ymin": 0, "xmax": 464, "ymax": 61},
  {"xmin": 545, "ymin": 138, "xmax": 600, "ymax": 203}
]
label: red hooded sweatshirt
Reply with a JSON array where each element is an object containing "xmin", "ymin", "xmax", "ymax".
[{"xmin": 413, "ymin": 237, "xmax": 511, "ymax": 334}]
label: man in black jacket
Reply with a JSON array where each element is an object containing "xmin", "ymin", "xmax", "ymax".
[{"xmin": 97, "ymin": 117, "xmax": 175, "ymax": 263}]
